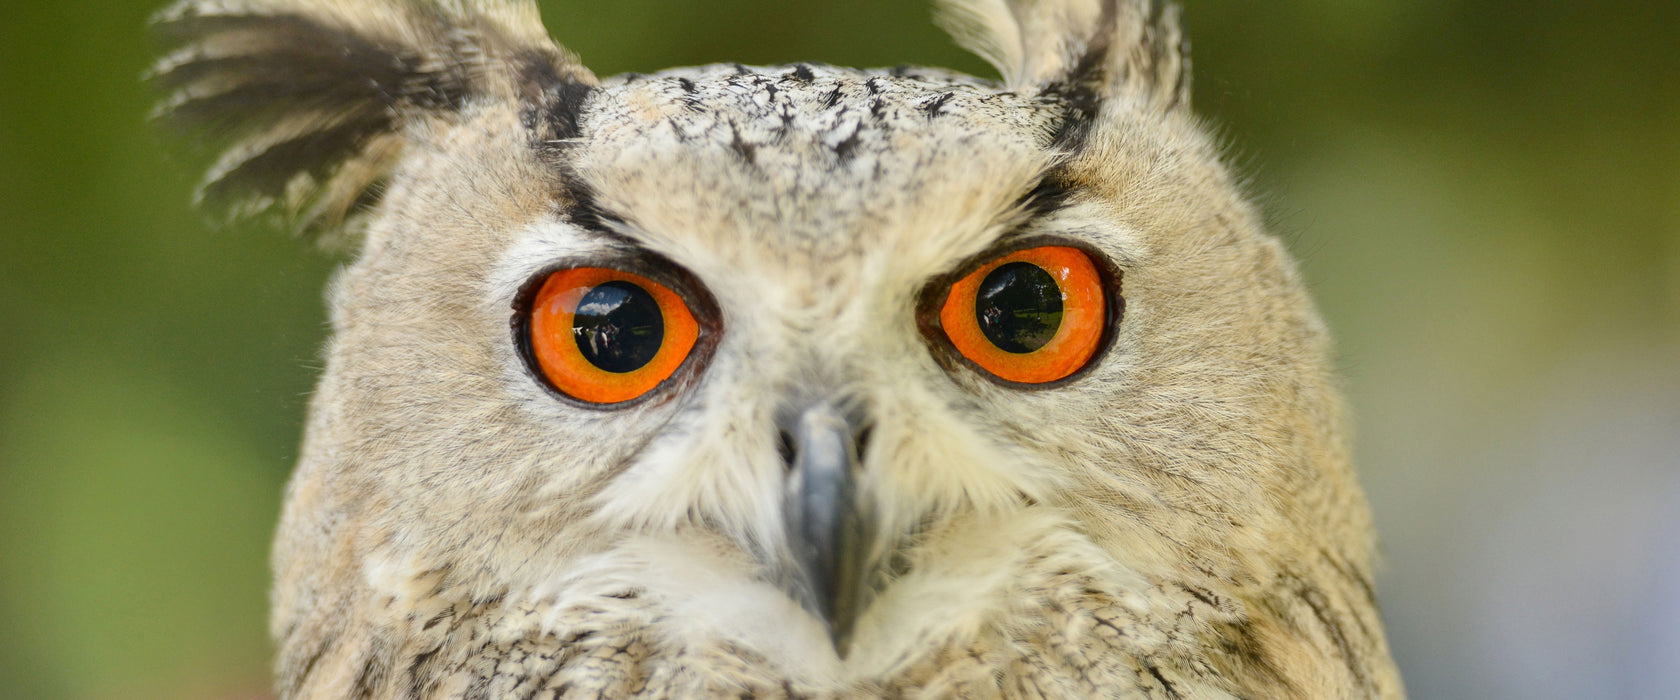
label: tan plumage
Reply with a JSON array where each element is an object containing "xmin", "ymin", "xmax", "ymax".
[{"xmin": 154, "ymin": 0, "xmax": 1404, "ymax": 697}]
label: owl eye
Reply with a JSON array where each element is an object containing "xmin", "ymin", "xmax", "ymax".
[
  {"xmin": 524, "ymin": 267, "xmax": 700, "ymax": 404},
  {"xmin": 933, "ymin": 245, "xmax": 1109, "ymax": 384}
]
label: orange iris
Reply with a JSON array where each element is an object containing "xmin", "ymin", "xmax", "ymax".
[
  {"xmin": 937, "ymin": 245, "xmax": 1106, "ymax": 384},
  {"xmin": 529, "ymin": 267, "xmax": 699, "ymax": 404}
]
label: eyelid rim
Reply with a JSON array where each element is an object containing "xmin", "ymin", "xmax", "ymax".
[
  {"xmin": 512, "ymin": 252, "xmax": 723, "ymax": 410},
  {"xmin": 915, "ymin": 235, "xmax": 1125, "ymax": 390}
]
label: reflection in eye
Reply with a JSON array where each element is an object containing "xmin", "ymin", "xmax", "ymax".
[{"xmin": 975, "ymin": 261, "xmax": 1064, "ymax": 354}]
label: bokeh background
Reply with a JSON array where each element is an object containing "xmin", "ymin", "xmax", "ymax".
[{"xmin": 2, "ymin": 1, "xmax": 1676, "ymax": 697}]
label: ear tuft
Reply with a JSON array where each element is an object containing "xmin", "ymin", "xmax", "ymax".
[
  {"xmin": 150, "ymin": 0, "xmax": 595, "ymax": 243},
  {"xmin": 935, "ymin": 0, "xmax": 1189, "ymax": 110},
  {"xmin": 934, "ymin": 0, "xmax": 1027, "ymax": 87}
]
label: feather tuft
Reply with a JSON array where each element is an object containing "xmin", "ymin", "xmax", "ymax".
[
  {"xmin": 149, "ymin": 0, "xmax": 595, "ymax": 242},
  {"xmin": 933, "ymin": 0, "xmax": 1189, "ymax": 110}
]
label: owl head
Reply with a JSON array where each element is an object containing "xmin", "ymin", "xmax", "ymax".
[{"xmin": 155, "ymin": 0, "xmax": 1398, "ymax": 696}]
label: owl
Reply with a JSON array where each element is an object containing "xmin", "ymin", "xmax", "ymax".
[{"xmin": 153, "ymin": 0, "xmax": 1403, "ymax": 697}]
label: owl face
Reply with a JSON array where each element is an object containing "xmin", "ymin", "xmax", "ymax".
[
  {"xmin": 157, "ymin": 0, "xmax": 1399, "ymax": 695},
  {"xmin": 353, "ymin": 64, "xmax": 1128, "ymax": 660}
]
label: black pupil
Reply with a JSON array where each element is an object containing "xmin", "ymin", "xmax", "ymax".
[
  {"xmin": 572, "ymin": 281, "xmax": 664, "ymax": 373},
  {"xmin": 975, "ymin": 262, "xmax": 1064, "ymax": 353}
]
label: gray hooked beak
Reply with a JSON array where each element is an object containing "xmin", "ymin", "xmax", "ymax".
[{"xmin": 780, "ymin": 401, "xmax": 870, "ymax": 657}]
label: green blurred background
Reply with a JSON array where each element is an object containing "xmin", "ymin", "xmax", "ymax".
[{"xmin": 2, "ymin": 1, "xmax": 1676, "ymax": 697}]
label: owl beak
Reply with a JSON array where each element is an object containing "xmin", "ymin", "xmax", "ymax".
[{"xmin": 780, "ymin": 401, "xmax": 869, "ymax": 658}]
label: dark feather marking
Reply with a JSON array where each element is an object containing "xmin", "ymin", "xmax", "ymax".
[
  {"xmin": 509, "ymin": 660, "xmax": 543, "ymax": 700},
  {"xmin": 677, "ymin": 77, "xmax": 697, "ymax": 93},
  {"xmin": 666, "ymin": 116, "xmax": 690, "ymax": 142},
  {"xmin": 1321, "ymin": 546, "xmax": 1378, "ymax": 608},
  {"xmin": 728, "ymin": 122, "xmax": 758, "ymax": 164},
  {"xmin": 534, "ymin": 80, "xmax": 594, "ymax": 143},
  {"xmin": 406, "ymin": 646, "xmax": 442, "ymax": 697},
  {"xmin": 788, "ymin": 63, "xmax": 815, "ymax": 83},
  {"xmin": 558, "ymin": 178, "xmax": 633, "ymax": 241},
  {"xmin": 350, "ymin": 639, "xmax": 390, "ymax": 700},
  {"xmin": 463, "ymin": 673, "xmax": 494, "ymax": 700},
  {"xmin": 1143, "ymin": 659, "xmax": 1182, "ymax": 698},
  {"xmin": 1292, "ymin": 579, "xmax": 1374, "ymax": 691},
  {"xmin": 1217, "ymin": 618, "xmax": 1293, "ymax": 695},
  {"xmin": 422, "ymin": 605, "xmax": 456, "ymax": 631},
  {"xmin": 521, "ymin": 54, "xmax": 594, "ymax": 146},
  {"xmin": 1177, "ymin": 583, "xmax": 1217, "ymax": 609},
  {"xmin": 820, "ymin": 86, "xmax": 843, "ymax": 108},
  {"xmin": 1315, "ymin": 550, "xmax": 1379, "ymax": 647},
  {"xmin": 1043, "ymin": 82, "xmax": 1102, "ymax": 156},
  {"xmin": 287, "ymin": 631, "xmax": 338, "ymax": 695},
  {"xmin": 920, "ymin": 92, "xmax": 955, "ymax": 118},
  {"xmin": 833, "ymin": 130, "xmax": 862, "ymax": 162},
  {"xmin": 1016, "ymin": 173, "xmax": 1074, "ymax": 219},
  {"xmin": 1040, "ymin": 0, "xmax": 1120, "ymax": 153}
]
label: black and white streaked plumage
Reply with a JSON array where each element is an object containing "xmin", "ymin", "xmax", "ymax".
[{"xmin": 152, "ymin": 0, "xmax": 1404, "ymax": 697}]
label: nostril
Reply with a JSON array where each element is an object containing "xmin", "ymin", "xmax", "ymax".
[
  {"xmin": 776, "ymin": 428, "xmax": 797, "ymax": 470},
  {"xmin": 855, "ymin": 425, "xmax": 873, "ymax": 461}
]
